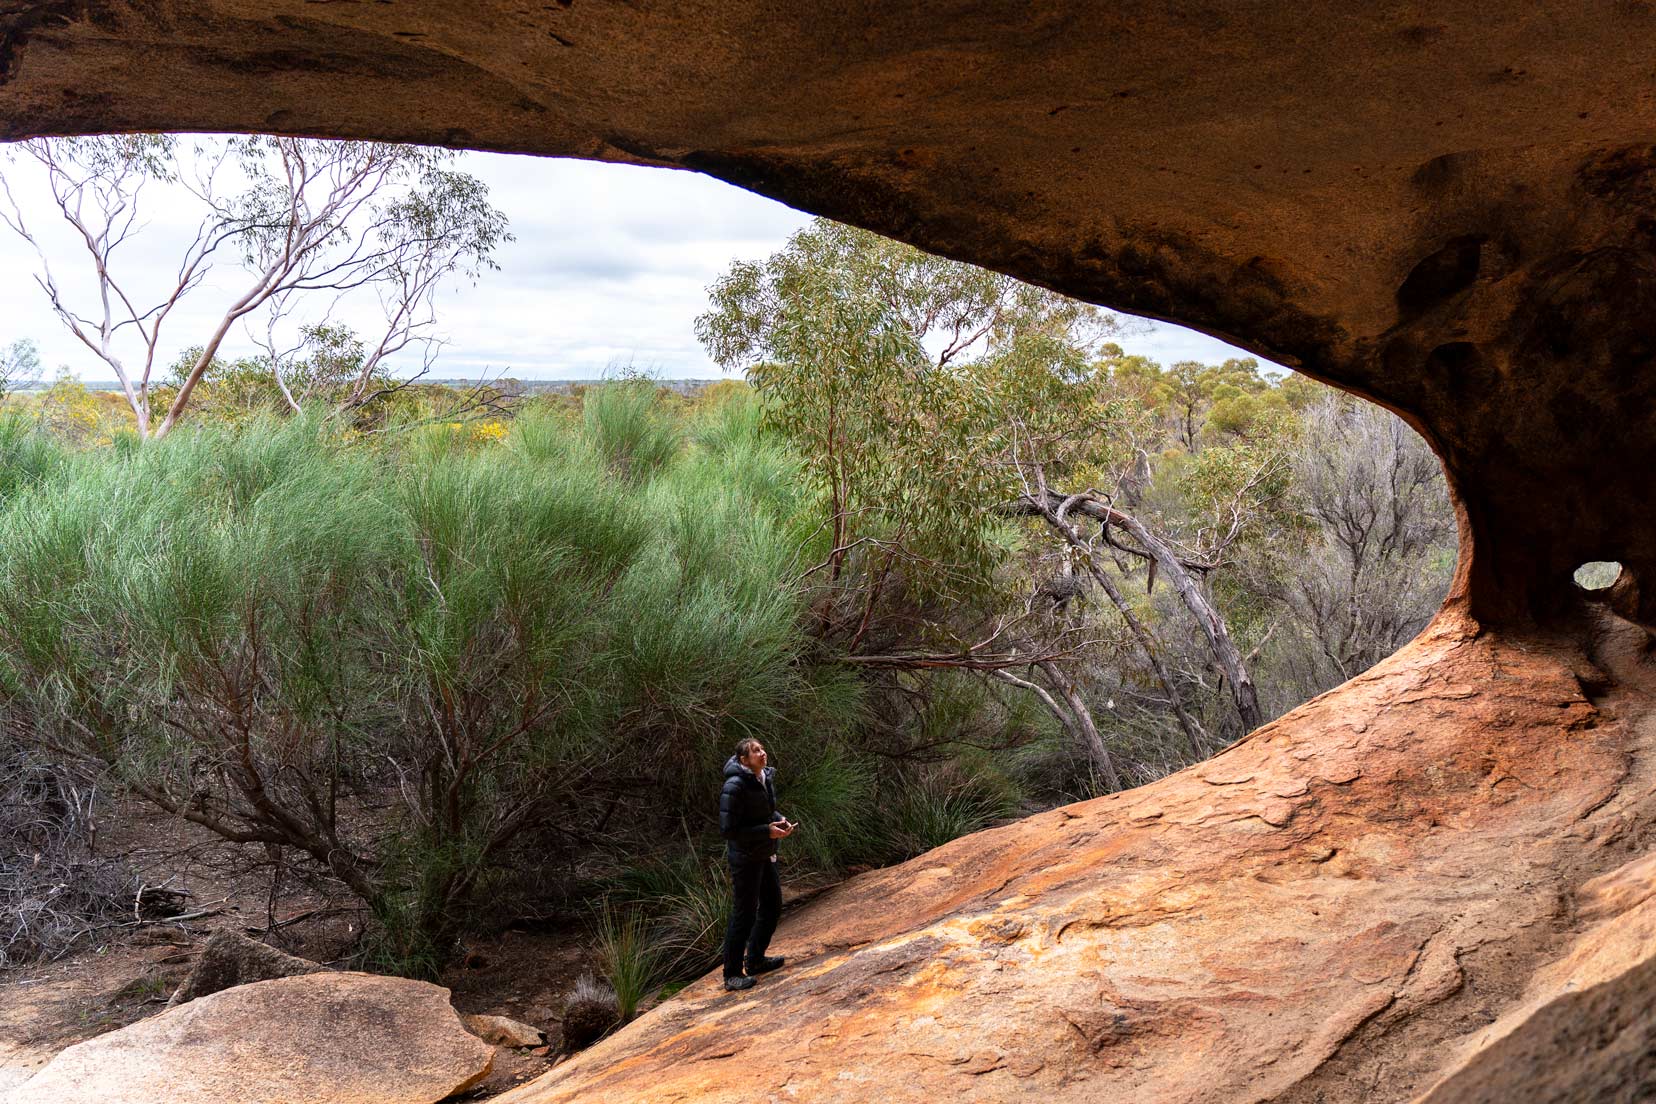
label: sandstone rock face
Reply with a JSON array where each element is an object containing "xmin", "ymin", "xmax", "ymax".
[
  {"xmin": 4, "ymin": 5, "xmax": 1656, "ymax": 1100},
  {"xmin": 6, "ymin": 4, "xmax": 1656, "ymax": 624},
  {"xmin": 165, "ymin": 929, "xmax": 324, "ymax": 1008},
  {"xmin": 4, "ymin": 972, "xmax": 493, "ymax": 1104},
  {"xmin": 1415, "ymin": 851, "xmax": 1656, "ymax": 1104},
  {"xmin": 494, "ymin": 610, "xmax": 1656, "ymax": 1103}
]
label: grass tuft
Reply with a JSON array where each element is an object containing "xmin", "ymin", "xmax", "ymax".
[{"xmin": 595, "ymin": 898, "xmax": 659, "ymax": 1022}]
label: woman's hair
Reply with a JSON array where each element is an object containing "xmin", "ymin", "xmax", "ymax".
[{"xmin": 735, "ymin": 738, "xmax": 764, "ymax": 763}]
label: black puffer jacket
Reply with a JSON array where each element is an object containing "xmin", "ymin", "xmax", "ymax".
[{"xmin": 719, "ymin": 756, "xmax": 783, "ymax": 861}]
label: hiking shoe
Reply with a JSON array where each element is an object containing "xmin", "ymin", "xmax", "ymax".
[
  {"xmin": 746, "ymin": 955, "xmax": 785, "ymax": 975},
  {"xmin": 724, "ymin": 975, "xmax": 756, "ymax": 991}
]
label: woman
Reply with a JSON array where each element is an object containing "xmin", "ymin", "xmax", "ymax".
[{"xmin": 718, "ymin": 738, "xmax": 795, "ymax": 991}]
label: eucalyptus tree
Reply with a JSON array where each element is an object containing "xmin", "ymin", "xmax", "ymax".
[
  {"xmin": 697, "ymin": 219, "xmax": 1118, "ymax": 639},
  {"xmin": 0, "ymin": 338, "xmax": 40, "ymax": 398},
  {"xmin": 0, "ymin": 135, "xmax": 509, "ymax": 437},
  {"xmin": 699, "ymin": 220, "xmax": 1143, "ymax": 782},
  {"xmin": 698, "ymin": 220, "xmax": 1331, "ymax": 785}
]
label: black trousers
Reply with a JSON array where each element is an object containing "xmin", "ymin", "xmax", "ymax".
[{"xmin": 723, "ymin": 855, "xmax": 781, "ymax": 978}]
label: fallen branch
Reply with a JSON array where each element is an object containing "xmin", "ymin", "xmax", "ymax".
[
  {"xmin": 243, "ymin": 905, "xmax": 346, "ymax": 936},
  {"xmin": 120, "ymin": 899, "xmax": 232, "ymax": 928}
]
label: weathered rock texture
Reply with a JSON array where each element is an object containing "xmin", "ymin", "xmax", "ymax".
[
  {"xmin": 165, "ymin": 929, "xmax": 323, "ymax": 1008},
  {"xmin": 4, "ymin": 4, "xmax": 1656, "ymax": 1100},
  {"xmin": 5, "ymin": 4, "xmax": 1656, "ymax": 626},
  {"xmin": 3, "ymin": 972, "xmax": 493, "ymax": 1104},
  {"xmin": 1416, "ymin": 849, "xmax": 1656, "ymax": 1104},
  {"xmin": 491, "ymin": 609, "xmax": 1656, "ymax": 1103},
  {"xmin": 461, "ymin": 1013, "xmax": 544, "ymax": 1048}
]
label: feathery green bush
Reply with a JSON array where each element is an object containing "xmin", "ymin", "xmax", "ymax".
[{"xmin": 0, "ymin": 390, "xmax": 840, "ymax": 973}]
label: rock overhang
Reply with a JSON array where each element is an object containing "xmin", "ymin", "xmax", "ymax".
[
  {"xmin": 7, "ymin": 7, "xmax": 1656, "ymax": 1102},
  {"xmin": 5, "ymin": 9, "xmax": 1656, "ymax": 619},
  {"xmin": 3, "ymin": 5, "xmax": 1650, "ymax": 334}
]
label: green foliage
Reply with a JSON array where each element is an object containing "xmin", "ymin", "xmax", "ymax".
[
  {"xmin": 607, "ymin": 852, "xmax": 731, "ymax": 987},
  {"xmin": 878, "ymin": 765, "xmax": 1019, "ymax": 860},
  {"xmin": 0, "ymin": 415, "xmax": 64, "ymax": 503},
  {"xmin": 693, "ymin": 217, "xmax": 1390, "ymax": 804},
  {"xmin": 166, "ymin": 325, "xmax": 379, "ymax": 421},
  {"xmin": 583, "ymin": 379, "xmax": 683, "ymax": 482},
  {"xmin": 357, "ymin": 893, "xmax": 450, "ymax": 981},
  {"xmin": 697, "ymin": 219, "xmax": 1119, "ymax": 626},
  {"xmin": 0, "ymin": 389, "xmax": 845, "ymax": 972},
  {"xmin": 776, "ymin": 744, "xmax": 879, "ymax": 869},
  {"xmin": 595, "ymin": 899, "xmax": 658, "ymax": 1022}
]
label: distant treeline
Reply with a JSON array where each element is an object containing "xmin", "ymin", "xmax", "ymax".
[{"xmin": 8, "ymin": 376, "xmax": 733, "ymax": 396}]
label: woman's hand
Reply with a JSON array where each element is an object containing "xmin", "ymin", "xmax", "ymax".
[{"xmin": 768, "ymin": 819, "xmax": 795, "ymax": 838}]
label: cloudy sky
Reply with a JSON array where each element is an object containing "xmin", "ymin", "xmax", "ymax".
[{"xmin": 0, "ymin": 142, "xmax": 1264, "ymax": 383}]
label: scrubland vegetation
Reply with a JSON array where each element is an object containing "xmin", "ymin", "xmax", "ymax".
[{"xmin": 0, "ymin": 178, "xmax": 1455, "ymax": 1023}]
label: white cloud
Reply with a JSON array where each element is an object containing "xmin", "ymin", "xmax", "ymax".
[{"xmin": 0, "ymin": 142, "xmax": 1269, "ymax": 383}]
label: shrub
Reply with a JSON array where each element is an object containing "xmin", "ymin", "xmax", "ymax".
[
  {"xmin": 778, "ymin": 744, "xmax": 879, "ymax": 870},
  {"xmin": 594, "ymin": 899, "xmax": 657, "ymax": 1022},
  {"xmin": 582, "ymin": 380, "xmax": 681, "ymax": 482},
  {"xmin": 877, "ymin": 765, "xmax": 1021, "ymax": 861},
  {"xmin": 0, "ymin": 400, "xmax": 833, "ymax": 974},
  {"xmin": 609, "ymin": 852, "xmax": 730, "ymax": 986},
  {"xmin": 0, "ymin": 415, "xmax": 65, "ymax": 502}
]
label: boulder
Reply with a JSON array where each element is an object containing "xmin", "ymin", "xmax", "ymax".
[
  {"xmin": 166, "ymin": 929, "xmax": 323, "ymax": 1008},
  {"xmin": 462, "ymin": 1013, "xmax": 544, "ymax": 1048},
  {"xmin": 5, "ymin": 972, "xmax": 493, "ymax": 1104}
]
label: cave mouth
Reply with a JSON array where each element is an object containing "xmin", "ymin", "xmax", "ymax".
[{"xmin": 1574, "ymin": 561, "xmax": 1624, "ymax": 592}]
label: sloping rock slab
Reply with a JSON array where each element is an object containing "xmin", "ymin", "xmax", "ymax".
[
  {"xmin": 1414, "ymin": 852, "xmax": 1656, "ymax": 1104},
  {"xmin": 167, "ymin": 929, "xmax": 323, "ymax": 1007},
  {"xmin": 4, "ymin": 972, "xmax": 492, "ymax": 1104},
  {"xmin": 491, "ymin": 615, "xmax": 1656, "ymax": 1103}
]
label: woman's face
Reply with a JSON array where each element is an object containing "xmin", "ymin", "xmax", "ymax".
[{"xmin": 743, "ymin": 743, "xmax": 769, "ymax": 772}]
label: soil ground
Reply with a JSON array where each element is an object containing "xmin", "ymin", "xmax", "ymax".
[
  {"xmin": 1, "ymin": 797, "xmax": 365, "ymax": 1091},
  {"xmin": 0, "ymin": 797, "xmax": 836, "ymax": 1100}
]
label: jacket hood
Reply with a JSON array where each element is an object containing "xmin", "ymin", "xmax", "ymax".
[{"xmin": 723, "ymin": 756, "xmax": 769, "ymax": 782}]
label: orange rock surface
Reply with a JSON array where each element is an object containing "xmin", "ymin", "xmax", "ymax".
[{"xmin": 498, "ymin": 609, "xmax": 1656, "ymax": 1103}]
